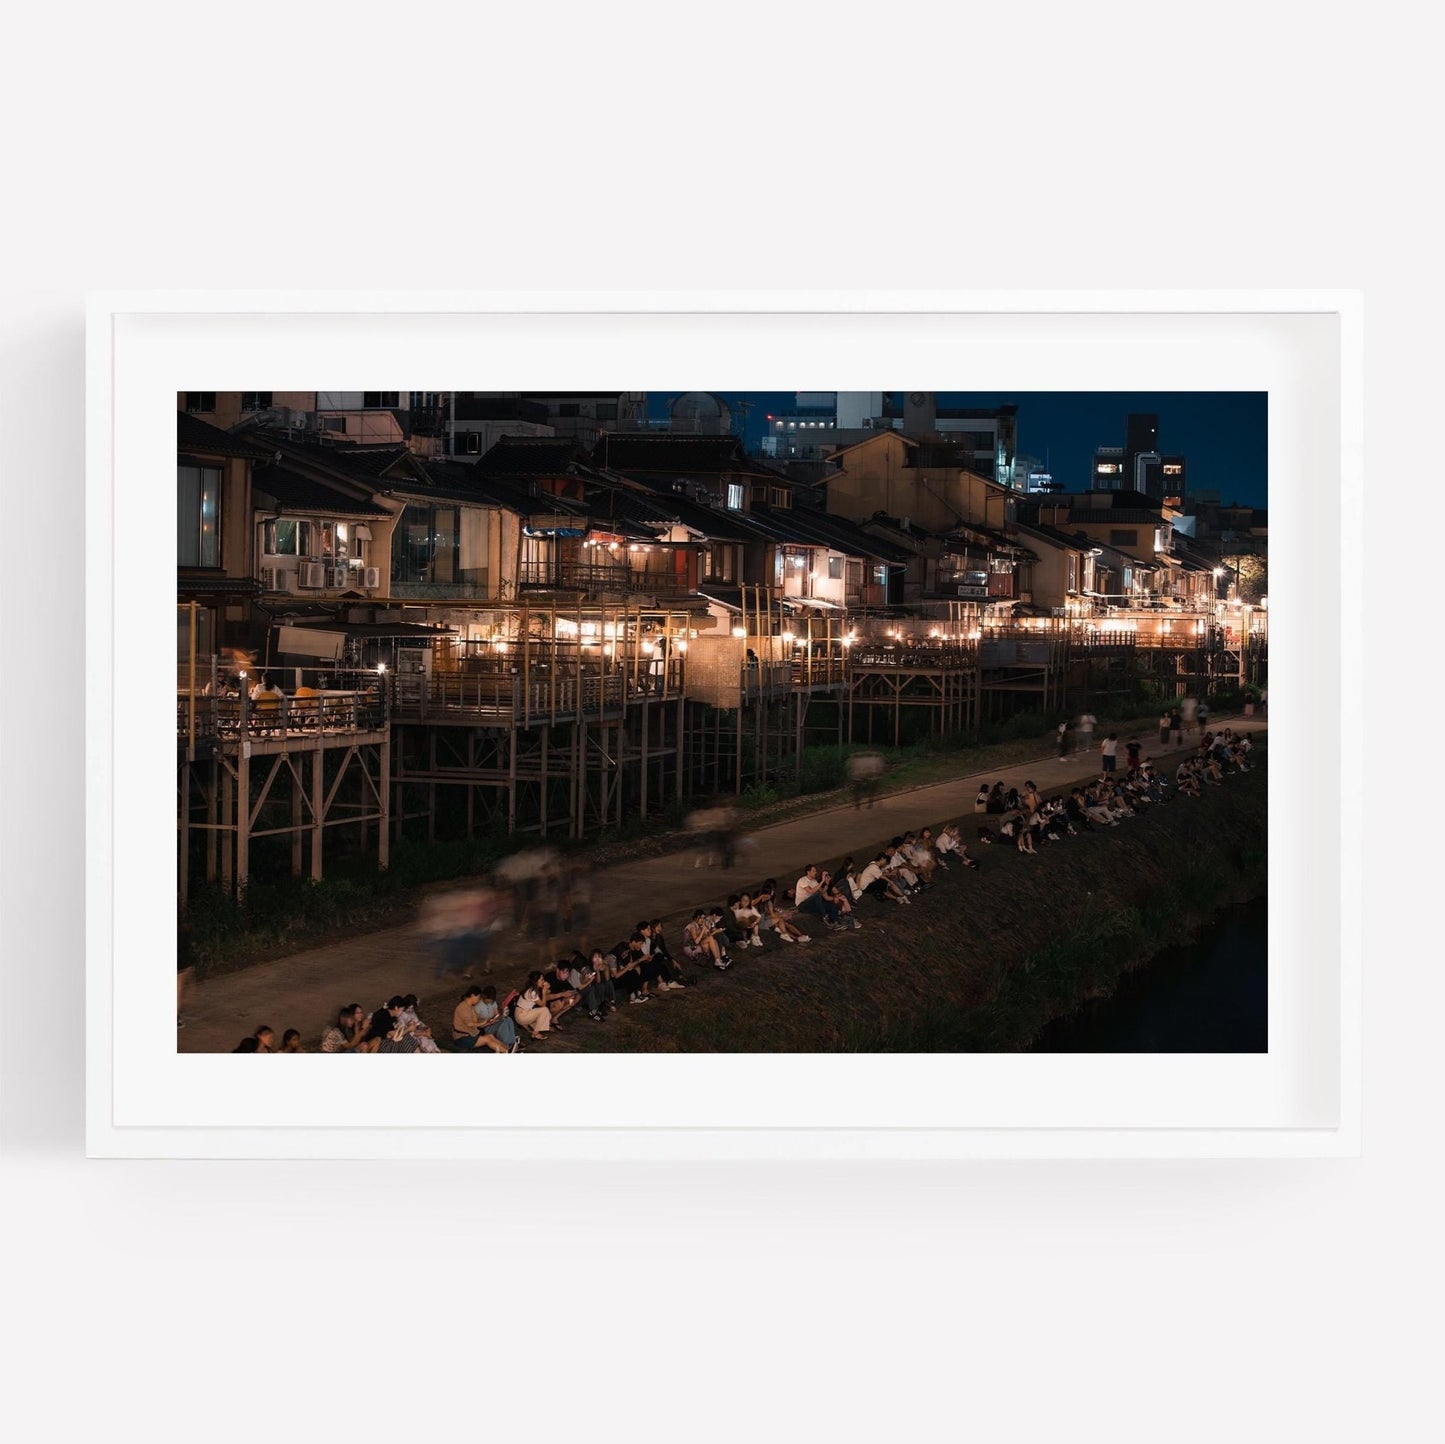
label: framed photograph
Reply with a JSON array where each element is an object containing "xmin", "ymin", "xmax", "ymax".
[{"xmin": 86, "ymin": 292, "xmax": 1360, "ymax": 1158}]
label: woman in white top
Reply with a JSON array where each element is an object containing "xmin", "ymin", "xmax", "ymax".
[
  {"xmin": 729, "ymin": 893, "xmax": 764, "ymax": 949},
  {"xmin": 514, "ymin": 972, "xmax": 553, "ymax": 1039}
]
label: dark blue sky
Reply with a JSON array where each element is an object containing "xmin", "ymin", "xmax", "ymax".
[{"xmin": 647, "ymin": 392, "xmax": 1268, "ymax": 508}]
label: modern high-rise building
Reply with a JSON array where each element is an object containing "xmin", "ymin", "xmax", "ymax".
[
  {"xmin": 1093, "ymin": 414, "xmax": 1186, "ymax": 501},
  {"xmin": 1124, "ymin": 412, "xmax": 1160, "ymax": 490}
]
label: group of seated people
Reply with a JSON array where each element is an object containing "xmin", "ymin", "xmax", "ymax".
[
  {"xmin": 1175, "ymin": 729, "xmax": 1255, "ymax": 797},
  {"xmin": 230, "ymin": 1024, "xmax": 303, "ymax": 1053},
  {"xmin": 967, "ymin": 727, "xmax": 1258, "ymax": 854}
]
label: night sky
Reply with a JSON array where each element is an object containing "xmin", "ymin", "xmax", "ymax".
[{"xmin": 646, "ymin": 392, "xmax": 1268, "ymax": 509}]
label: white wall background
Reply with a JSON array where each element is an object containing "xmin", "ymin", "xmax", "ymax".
[{"xmin": 0, "ymin": 4, "xmax": 1427, "ymax": 1441}]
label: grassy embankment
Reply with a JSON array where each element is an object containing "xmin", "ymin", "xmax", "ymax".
[{"xmin": 558, "ymin": 743, "xmax": 1268, "ymax": 1054}]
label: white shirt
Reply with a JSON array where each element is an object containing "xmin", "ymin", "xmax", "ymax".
[
  {"xmin": 857, "ymin": 862, "xmax": 884, "ymax": 890},
  {"xmin": 794, "ymin": 876, "xmax": 820, "ymax": 906},
  {"xmin": 732, "ymin": 905, "xmax": 760, "ymax": 927},
  {"xmin": 1101, "ymin": 737, "xmax": 1118, "ymax": 757},
  {"xmin": 936, "ymin": 831, "xmax": 960, "ymax": 854}
]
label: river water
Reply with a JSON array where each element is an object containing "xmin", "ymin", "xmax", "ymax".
[{"xmin": 1029, "ymin": 895, "xmax": 1268, "ymax": 1052}]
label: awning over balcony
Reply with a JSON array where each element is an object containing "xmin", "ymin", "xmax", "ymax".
[{"xmin": 697, "ymin": 588, "xmax": 742, "ymax": 614}]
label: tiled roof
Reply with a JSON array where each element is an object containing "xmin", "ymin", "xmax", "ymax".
[
  {"xmin": 587, "ymin": 477, "xmax": 760, "ymax": 543},
  {"xmin": 1012, "ymin": 519, "xmax": 1088, "ymax": 552},
  {"xmin": 259, "ymin": 432, "xmax": 421, "ymax": 492},
  {"xmin": 589, "ymin": 433, "xmax": 782, "ymax": 479},
  {"xmin": 416, "ymin": 459, "xmax": 595, "ymax": 517},
  {"xmin": 748, "ymin": 506, "xmax": 916, "ymax": 563},
  {"xmin": 251, "ymin": 464, "xmax": 391, "ymax": 517},
  {"xmin": 330, "ymin": 444, "xmax": 414, "ymax": 477},
  {"xmin": 475, "ymin": 437, "xmax": 590, "ymax": 477},
  {"xmin": 861, "ymin": 512, "xmax": 941, "ymax": 543},
  {"xmin": 177, "ymin": 570, "xmax": 263, "ymax": 597},
  {"xmin": 177, "ymin": 411, "xmax": 274, "ymax": 460}
]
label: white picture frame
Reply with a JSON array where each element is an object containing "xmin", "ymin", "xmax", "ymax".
[{"xmin": 86, "ymin": 291, "xmax": 1361, "ymax": 1159}]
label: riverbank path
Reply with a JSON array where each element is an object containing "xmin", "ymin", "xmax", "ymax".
[{"xmin": 177, "ymin": 715, "xmax": 1269, "ymax": 1052}]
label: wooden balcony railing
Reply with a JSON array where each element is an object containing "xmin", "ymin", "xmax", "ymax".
[
  {"xmin": 518, "ymin": 560, "xmax": 693, "ymax": 598},
  {"xmin": 178, "ymin": 687, "xmax": 385, "ymax": 747}
]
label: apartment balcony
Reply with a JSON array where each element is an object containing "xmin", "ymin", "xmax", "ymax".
[{"xmin": 518, "ymin": 559, "xmax": 694, "ymax": 599}]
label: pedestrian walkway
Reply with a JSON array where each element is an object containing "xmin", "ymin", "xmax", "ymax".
[{"xmin": 178, "ymin": 715, "xmax": 1267, "ymax": 1052}]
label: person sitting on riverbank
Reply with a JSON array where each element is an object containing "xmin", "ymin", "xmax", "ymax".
[
  {"xmin": 1041, "ymin": 800, "xmax": 1074, "ymax": 842},
  {"xmin": 729, "ymin": 893, "xmax": 764, "ymax": 949},
  {"xmin": 1174, "ymin": 760, "xmax": 1202, "ymax": 797},
  {"xmin": 396, "ymin": 994, "xmax": 442, "ymax": 1053},
  {"xmin": 751, "ymin": 882, "xmax": 810, "ymax": 942},
  {"xmin": 1081, "ymin": 788, "xmax": 1119, "ymax": 827},
  {"xmin": 900, "ymin": 832, "xmax": 939, "ymax": 883},
  {"xmin": 1136, "ymin": 763, "xmax": 1169, "ymax": 804},
  {"xmin": 565, "ymin": 951, "xmax": 615, "ymax": 1020},
  {"xmin": 975, "ymin": 783, "xmax": 990, "ymax": 813},
  {"xmin": 361, "ymin": 1007, "xmax": 421, "ymax": 1054},
  {"xmin": 856, "ymin": 852, "xmax": 911, "ymax": 904},
  {"xmin": 476, "ymin": 985, "xmax": 522, "ymax": 1049},
  {"xmin": 1021, "ymin": 782, "xmax": 1041, "ymax": 815},
  {"xmin": 985, "ymin": 782, "xmax": 1006, "ymax": 813},
  {"xmin": 882, "ymin": 843, "xmax": 923, "ymax": 893},
  {"xmin": 820, "ymin": 869, "xmax": 863, "ymax": 929},
  {"xmin": 605, "ymin": 939, "xmax": 648, "ymax": 1002},
  {"xmin": 643, "ymin": 920, "xmax": 686, "ymax": 984},
  {"xmin": 632, "ymin": 931, "xmax": 681, "ymax": 995},
  {"xmin": 1101, "ymin": 780, "xmax": 1137, "ymax": 817},
  {"xmin": 934, "ymin": 823, "xmax": 981, "ymax": 869},
  {"xmin": 684, "ymin": 909, "xmax": 733, "ymax": 970},
  {"xmin": 586, "ymin": 952, "xmax": 621, "ymax": 1011},
  {"xmin": 515, "ymin": 974, "xmax": 557, "ymax": 1035},
  {"xmin": 540, "ymin": 961, "xmax": 581, "ymax": 1028},
  {"xmin": 321, "ymin": 1004, "xmax": 368, "ymax": 1053},
  {"xmin": 452, "ymin": 985, "xmax": 512, "ymax": 1053},
  {"xmin": 1065, "ymin": 790, "xmax": 1096, "ymax": 831},
  {"xmin": 916, "ymin": 827, "xmax": 950, "ymax": 873},
  {"xmin": 794, "ymin": 866, "xmax": 845, "ymax": 928}
]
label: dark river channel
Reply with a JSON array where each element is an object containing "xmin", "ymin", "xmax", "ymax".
[{"xmin": 1029, "ymin": 895, "xmax": 1268, "ymax": 1053}]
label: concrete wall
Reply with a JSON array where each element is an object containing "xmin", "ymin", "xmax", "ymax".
[{"xmin": 826, "ymin": 432, "xmax": 1012, "ymax": 534}]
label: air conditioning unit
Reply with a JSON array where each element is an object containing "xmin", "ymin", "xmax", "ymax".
[
  {"xmin": 299, "ymin": 562, "xmax": 328, "ymax": 589},
  {"xmin": 330, "ymin": 566, "xmax": 351, "ymax": 589},
  {"xmin": 363, "ymin": 566, "xmax": 380, "ymax": 590},
  {"xmin": 290, "ymin": 410, "xmax": 309, "ymax": 430},
  {"xmin": 260, "ymin": 567, "xmax": 278, "ymax": 591}
]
